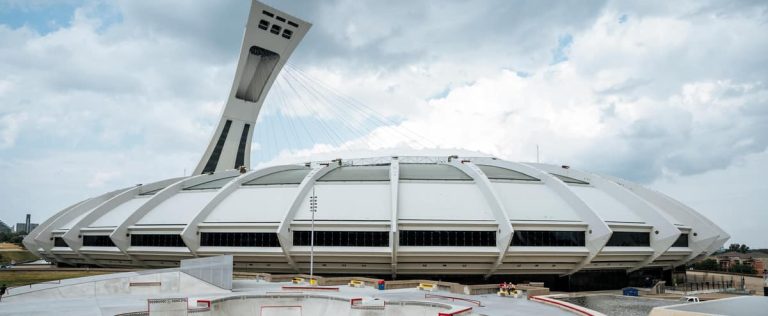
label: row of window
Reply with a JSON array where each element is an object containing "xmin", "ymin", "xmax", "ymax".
[
  {"xmin": 293, "ymin": 231, "xmax": 389, "ymax": 247},
  {"xmin": 200, "ymin": 232, "xmax": 280, "ymax": 247},
  {"xmin": 83, "ymin": 235, "xmax": 115, "ymax": 247},
  {"xmin": 511, "ymin": 231, "xmax": 585, "ymax": 247},
  {"xmin": 130, "ymin": 234, "xmax": 186, "ymax": 247},
  {"xmin": 73, "ymin": 231, "xmax": 681, "ymax": 249},
  {"xmin": 399, "ymin": 230, "xmax": 496, "ymax": 247}
]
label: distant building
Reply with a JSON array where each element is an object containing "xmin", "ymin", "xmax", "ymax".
[
  {"xmin": 15, "ymin": 222, "xmax": 39, "ymax": 234},
  {"xmin": 709, "ymin": 251, "xmax": 768, "ymax": 275},
  {"xmin": 14, "ymin": 214, "xmax": 38, "ymax": 234},
  {"xmin": 0, "ymin": 220, "xmax": 11, "ymax": 234}
]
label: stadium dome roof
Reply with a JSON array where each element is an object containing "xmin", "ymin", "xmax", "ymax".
[{"xmin": 24, "ymin": 155, "xmax": 728, "ymax": 277}]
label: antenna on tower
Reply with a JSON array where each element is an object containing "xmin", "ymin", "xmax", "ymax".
[{"xmin": 536, "ymin": 144, "xmax": 540, "ymax": 163}]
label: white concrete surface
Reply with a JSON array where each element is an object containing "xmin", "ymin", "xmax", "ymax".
[
  {"xmin": 0, "ymin": 270, "xmax": 573, "ymax": 316},
  {"xmin": 650, "ymin": 295, "xmax": 768, "ymax": 316}
]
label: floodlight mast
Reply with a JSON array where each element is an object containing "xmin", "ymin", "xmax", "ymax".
[{"xmin": 194, "ymin": 0, "xmax": 312, "ymax": 175}]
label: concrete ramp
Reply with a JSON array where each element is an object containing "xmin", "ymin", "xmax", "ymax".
[{"xmin": 3, "ymin": 270, "xmax": 227, "ymax": 302}]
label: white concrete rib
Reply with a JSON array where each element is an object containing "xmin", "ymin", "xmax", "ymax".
[
  {"xmin": 604, "ymin": 176, "xmax": 723, "ymax": 267},
  {"xmin": 180, "ymin": 165, "xmax": 305, "ymax": 255},
  {"xmin": 389, "ymin": 158, "xmax": 400, "ymax": 277},
  {"xmin": 519, "ymin": 163, "xmax": 613, "ymax": 276},
  {"xmin": 448, "ymin": 160, "xmax": 513, "ymax": 278},
  {"xmin": 533, "ymin": 164, "xmax": 681, "ymax": 272},
  {"xmin": 61, "ymin": 178, "xmax": 183, "ymax": 253},
  {"xmin": 276, "ymin": 163, "xmax": 339, "ymax": 273},
  {"xmin": 60, "ymin": 186, "xmax": 141, "ymax": 267},
  {"xmin": 32, "ymin": 188, "xmax": 129, "ymax": 264},
  {"xmin": 23, "ymin": 198, "xmax": 87, "ymax": 259},
  {"xmin": 108, "ymin": 172, "xmax": 239, "ymax": 265}
]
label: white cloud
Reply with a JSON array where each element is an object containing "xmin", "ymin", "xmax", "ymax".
[
  {"xmin": 0, "ymin": 112, "xmax": 27, "ymax": 149},
  {"xmin": 1, "ymin": 0, "xmax": 767, "ymax": 246}
]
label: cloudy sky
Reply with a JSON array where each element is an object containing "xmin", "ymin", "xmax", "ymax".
[{"xmin": 0, "ymin": 0, "xmax": 766, "ymax": 247}]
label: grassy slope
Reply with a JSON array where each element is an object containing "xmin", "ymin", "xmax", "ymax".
[
  {"xmin": 0, "ymin": 243, "xmax": 40, "ymax": 264},
  {"xmin": 0, "ymin": 251, "xmax": 39, "ymax": 264},
  {"xmin": 0, "ymin": 243, "xmax": 23, "ymax": 250}
]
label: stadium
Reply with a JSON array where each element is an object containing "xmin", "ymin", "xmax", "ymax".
[{"xmin": 22, "ymin": 0, "xmax": 728, "ymax": 291}]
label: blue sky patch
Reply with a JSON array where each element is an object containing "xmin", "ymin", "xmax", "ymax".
[
  {"xmin": 0, "ymin": 1, "xmax": 80, "ymax": 34},
  {"xmin": 619, "ymin": 14, "xmax": 629, "ymax": 24},
  {"xmin": 550, "ymin": 34, "xmax": 573, "ymax": 64}
]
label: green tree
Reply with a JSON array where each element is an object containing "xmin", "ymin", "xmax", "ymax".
[
  {"xmin": 738, "ymin": 244, "xmax": 750, "ymax": 253},
  {"xmin": 692, "ymin": 259, "xmax": 719, "ymax": 271},
  {"xmin": 731, "ymin": 263, "xmax": 756, "ymax": 274}
]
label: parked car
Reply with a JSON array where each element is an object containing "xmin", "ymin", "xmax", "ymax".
[{"xmin": 680, "ymin": 296, "xmax": 700, "ymax": 303}]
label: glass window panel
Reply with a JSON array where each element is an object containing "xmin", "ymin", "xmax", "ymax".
[
  {"xmin": 243, "ymin": 169, "xmax": 312, "ymax": 186},
  {"xmin": 317, "ymin": 166, "xmax": 390, "ymax": 182},
  {"xmin": 672, "ymin": 233, "xmax": 689, "ymax": 247},
  {"xmin": 184, "ymin": 176, "xmax": 237, "ymax": 190},
  {"xmin": 551, "ymin": 173, "xmax": 590, "ymax": 185},
  {"xmin": 399, "ymin": 164, "xmax": 472, "ymax": 181},
  {"xmin": 477, "ymin": 165, "xmax": 539, "ymax": 181},
  {"xmin": 606, "ymin": 232, "xmax": 650, "ymax": 247}
]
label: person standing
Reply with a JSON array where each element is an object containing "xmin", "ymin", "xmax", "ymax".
[{"xmin": 0, "ymin": 283, "xmax": 7, "ymax": 302}]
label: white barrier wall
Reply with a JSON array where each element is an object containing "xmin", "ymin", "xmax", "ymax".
[{"xmin": 180, "ymin": 255, "xmax": 233, "ymax": 290}]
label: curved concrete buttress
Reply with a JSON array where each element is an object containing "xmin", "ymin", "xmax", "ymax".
[
  {"xmin": 518, "ymin": 162, "xmax": 613, "ymax": 276},
  {"xmin": 446, "ymin": 160, "xmax": 514, "ymax": 278},
  {"xmin": 109, "ymin": 171, "xmax": 239, "ymax": 265},
  {"xmin": 276, "ymin": 163, "xmax": 339, "ymax": 272},
  {"xmin": 23, "ymin": 198, "xmax": 89, "ymax": 259},
  {"xmin": 389, "ymin": 158, "xmax": 400, "ymax": 277},
  {"xmin": 33, "ymin": 188, "xmax": 129, "ymax": 264},
  {"xmin": 604, "ymin": 176, "xmax": 725, "ymax": 267},
  {"xmin": 180, "ymin": 165, "xmax": 308, "ymax": 255},
  {"xmin": 532, "ymin": 164, "xmax": 681, "ymax": 273}
]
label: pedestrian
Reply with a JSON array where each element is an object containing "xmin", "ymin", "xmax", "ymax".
[{"xmin": 0, "ymin": 283, "xmax": 7, "ymax": 302}]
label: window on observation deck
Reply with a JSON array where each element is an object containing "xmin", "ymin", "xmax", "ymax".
[
  {"xmin": 605, "ymin": 231, "xmax": 650, "ymax": 247},
  {"xmin": 200, "ymin": 232, "xmax": 280, "ymax": 247},
  {"xmin": 258, "ymin": 19, "xmax": 269, "ymax": 30},
  {"xmin": 130, "ymin": 234, "xmax": 186, "ymax": 247},
  {"xmin": 672, "ymin": 233, "xmax": 689, "ymax": 247},
  {"xmin": 511, "ymin": 230, "xmax": 585, "ymax": 247},
  {"xmin": 398, "ymin": 230, "xmax": 496, "ymax": 247},
  {"xmin": 83, "ymin": 235, "xmax": 115, "ymax": 247},
  {"xmin": 293, "ymin": 231, "xmax": 389, "ymax": 247},
  {"xmin": 53, "ymin": 237, "xmax": 68, "ymax": 247}
]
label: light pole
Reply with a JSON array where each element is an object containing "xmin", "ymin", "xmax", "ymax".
[{"xmin": 309, "ymin": 187, "xmax": 317, "ymax": 285}]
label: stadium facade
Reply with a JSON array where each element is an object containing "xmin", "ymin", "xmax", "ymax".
[{"xmin": 23, "ymin": 1, "xmax": 728, "ymax": 290}]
